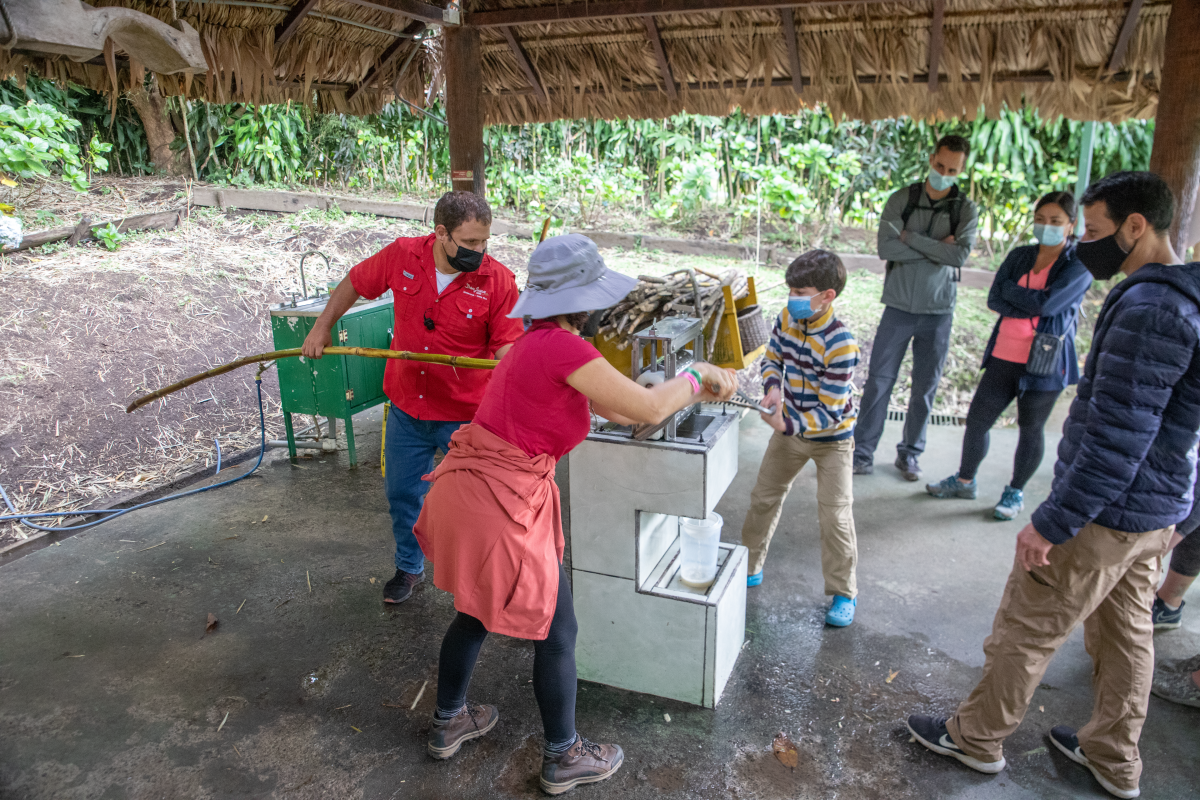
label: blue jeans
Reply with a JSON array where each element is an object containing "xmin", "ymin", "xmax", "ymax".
[
  {"xmin": 384, "ymin": 404, "xmax": 467, "ymax": 574},
  {"xmin": 853, "ymin": 306, "xmax": 953, "ymax": 464}
]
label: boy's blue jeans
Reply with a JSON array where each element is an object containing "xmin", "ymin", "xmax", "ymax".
[{"xmin": 384, "ymin": 404, "xmax": 466, "ymax": 575}]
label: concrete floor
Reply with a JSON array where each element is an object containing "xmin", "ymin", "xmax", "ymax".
[{"xmin": 1, "ymin": 409, "xmax": 1197, "ymax": 800}]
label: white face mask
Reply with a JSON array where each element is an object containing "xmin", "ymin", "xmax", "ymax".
[
  {"xmin": 927, "ymin": 167, "xmax": 957, "ymax": 192},
  {"xmin": 1033, "ymin": 223, "xmax": 1067, "ymax": 247}
]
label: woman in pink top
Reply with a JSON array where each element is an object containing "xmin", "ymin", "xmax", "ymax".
[
  {"xmin": 926, "ymin": 192, "xmax": 1092, "ymax": 520},
  {"xmin": 413, "ymin": 234, "xmax": 737, "ymax": 795}
]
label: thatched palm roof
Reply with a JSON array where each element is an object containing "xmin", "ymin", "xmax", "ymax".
[{"xmin": 0, "ymin": 0, "xmax": 1169, "ymax": 122}]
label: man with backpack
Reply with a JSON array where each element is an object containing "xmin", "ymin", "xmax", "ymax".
[{"xmin": 853, "ymin": 135, "xmax": 979, "ymax": 480}]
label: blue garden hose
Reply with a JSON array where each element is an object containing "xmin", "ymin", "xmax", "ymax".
[{"xmin": 0, "ymin": 379, "xmax": 267, "ymax": 534}]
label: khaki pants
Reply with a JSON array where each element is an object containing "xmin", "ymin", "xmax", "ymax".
[
  {"xmin": 946, "ymin": 522, "xmax": 1173, "ymax": 792},
  {"xmin": 739, "ymin": 433, "xmax": 857, "ymax": 597}
]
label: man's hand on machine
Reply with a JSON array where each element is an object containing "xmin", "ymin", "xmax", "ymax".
[
  {"xmin": 301, "ymin": 322, "xmax": 332, "ymax": 359},
  {"xmin": 693, "ymin": 363, "xmax": 738, "ymax": 403},
  {"xmin": 759, "ymin": 387, "xmax": 787, "ymax": 433}
]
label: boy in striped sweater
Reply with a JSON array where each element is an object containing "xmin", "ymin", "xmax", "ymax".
[{"xmin": 740, "ymin": 250, "xmax": 862, "ymax": 626}]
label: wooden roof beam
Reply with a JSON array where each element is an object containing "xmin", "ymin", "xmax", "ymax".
[
  {"xmin": 341, "ymin": 0, "xmax": 451, "ymax": 26},
  {"xmin": 643, "ymin": 16, "xmax": 677, "ymax": 100},
  {"xmin": 779, "ymin": 8, "xmax": 802, "ymax": 94},
  {"xmin": 1106, "ymin": 0, "xmax": 1144, "ymax": 74},
  {"xmin": 501, "ymin": 26, "xmax": 548, "ymax": 102},
  {"xmin": 927, "ymin": 0, "xmax": 944, "ymax": 92},
  {"xmin": 470, "ymin": 0, "xmax": 891, "ymax": 29},
  {"xmin": 347, "ymin": 20, "xmax": 427, "ymax": 102},
  {"xmin": 275, "ymin": 0, "xmax": 321, "ymax": 46}
]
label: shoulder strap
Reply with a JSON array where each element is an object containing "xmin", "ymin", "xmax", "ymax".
[
  {"xmin": 899, "ymin": 182, "xmax": 923, "ymax": 228},
  {"xmin": 948, "ymin": 185, "xmax": 964, "ymax": 235}
]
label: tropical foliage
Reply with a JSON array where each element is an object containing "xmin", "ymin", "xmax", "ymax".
[{"xmin": 0, "ymin": 73, "xmax": 1156, "ymax": 254}]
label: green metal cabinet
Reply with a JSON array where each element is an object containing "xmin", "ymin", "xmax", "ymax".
[{"xmin": 270, "ymin": 295, "xmax": 394, "ymax": 467}]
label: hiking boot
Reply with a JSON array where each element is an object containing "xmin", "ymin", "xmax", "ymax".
[
  {"xmin": 906, "ymin": 714, "xmax": 1006, "ymax": 774},
  {"xmin": 895, "ymin": 454, "xmax": 922, "ymax": 482},
  {"xmin": 540, "ymin": 736, "xmax": 624, "ymax": 795},
  {"xmin": 1049, "ymin": 725, "xmax": 1140, "ymax": 799},
  {"xmin": 383, "ymin": 568, "xmax": 424, "ymax": 604},
  {"xmin": 993, "ymin": 485, "xmax": 1024, "ymax": 520},
  {"xmin": 1151, "ymin": 656, "xmax": 1200, "ymax": 708},
  {"xmin": 427, "ymin": 703, "xmax": 499, "ymax": 759},
  {"xmin": 1151, "ymin": 597, "xmax": 1185, "ymax": 631},
  {"xmin": 853, "ymin": 460, "xmax": 874, "ymax": 475},
  {"xmin": 926, "ymin": 474, "xmax": 977, "ymax": 499}
]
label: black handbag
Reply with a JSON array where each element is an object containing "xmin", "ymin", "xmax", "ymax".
[{"xmin": 1026, "ymin": 330, "xmax": 1066, "ymax": 377}]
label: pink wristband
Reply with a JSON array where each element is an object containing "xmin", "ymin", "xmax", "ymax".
[{"xmin": 680, "ymin": 368, "xmax": 701, "ymax": 394}]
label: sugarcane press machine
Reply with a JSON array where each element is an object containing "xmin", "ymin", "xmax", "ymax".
[{"xmin": 567, "ymin": 317, "xmax": 748, "ymax": 707}]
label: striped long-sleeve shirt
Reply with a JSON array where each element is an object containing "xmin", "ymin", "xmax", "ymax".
[{"xmin": 761, "ymin": 303, "xmax": 860, "ymax": 441}]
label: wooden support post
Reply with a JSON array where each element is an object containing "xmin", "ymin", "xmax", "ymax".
[
  {"xmin": 1149, "ymin": 0, "xmax": 1200, "ymax": 254},
  {"xmin": 780, "ymin": 8, "xmax": 802, "ymax": 94},
  {"xmin": 927, "ymin": 0, "xmax": 945, "ymax": 93},
  {"xmin": 643, "ymin": 16, "xmax": 677, "ymax": 100},
  {"xmin": 444, "ymin": 25, "xmax": 486, "ymax": 196},
  {"xmin": 1106, "ymin": 0, "xmax": 1144, "ymax": 74},
  {"xmin": 275, "ymin": 0, "xmax": 321, "ymax": 46},
  {"xmin": 501, "ymin": 26, "xmax": 547, "ymax": 102}
]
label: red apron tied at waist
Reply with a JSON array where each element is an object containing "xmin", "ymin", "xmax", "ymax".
[{"xmin": 414, "ymin": 422, "xmax": 563, "ymax": 640}]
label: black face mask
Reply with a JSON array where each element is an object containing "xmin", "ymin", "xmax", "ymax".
[
  {"xmin": 1076, "ymin": 229, "xmax": 1129, "ymax": 281},
  {"xmin": 580, "ymin": 309, "xmax": 605, "ymax": 338},
  {"xmin": 446, "ymin": 234, "xmax": 486, "ymax": 273}
]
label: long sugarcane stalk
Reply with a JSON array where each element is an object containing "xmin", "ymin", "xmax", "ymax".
[{"xmin": 125, "ymin": 347, "xmax": 498, "ymax": 413}]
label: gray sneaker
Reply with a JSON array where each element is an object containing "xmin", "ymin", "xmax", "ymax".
[
  {"xmin": 1152, "ymin": 656, "xmax": 1200, "ymax": 708},
  {"xmin": 895, "ymin": 453, "xmax": 922, "ymax": 482},
  {"xmin": 853, "ymin": 461, "xmax": 874, "ymax": 475},
  {"xmin": 383, "ymin": 568, "xmax": 424, "ymax": 604},
  {"xmin": 926, "ymin": 473, "xmax": 977, "ymax": 499}
]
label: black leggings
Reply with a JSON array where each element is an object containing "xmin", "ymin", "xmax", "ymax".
[
  {"xmin": 1170, "ymin": 528, "xmax": 1200, "ymax": 579},
  {"xmin": 435, "ymin": 562, "xmax": 578, "ymax": 745},
  {"xmin": 959, "ymin": 358, "xmax": 1061, "ymax": 490}
]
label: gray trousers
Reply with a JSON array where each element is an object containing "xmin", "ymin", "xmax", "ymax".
[{"xmin": 853, "ymin": 306, "xmax": 953, "ymax": 465}]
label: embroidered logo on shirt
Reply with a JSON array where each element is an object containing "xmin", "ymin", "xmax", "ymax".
[
  {"xmin": 402, "ymin": 270, "xmax": 415, "ymax": 279},
  {"xmin": 463, "ymin": 284, "xmax": 488, "ymax": 299}
]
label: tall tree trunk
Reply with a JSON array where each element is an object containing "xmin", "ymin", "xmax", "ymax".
[{"xmin": 126, "ymin": 75, "xmax": 184, "ymax": 176}]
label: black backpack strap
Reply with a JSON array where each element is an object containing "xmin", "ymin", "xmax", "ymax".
[
  {"xmin": 899, "ymin": 182, "xmax": 923, "ymax": 228},
  {"xmin": 946, "ymin": 185, "xmax": 965, "ymax": 282}
]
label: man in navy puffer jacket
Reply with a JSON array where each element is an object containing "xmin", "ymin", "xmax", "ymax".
[{"xmin": 907, "ymin": 172, "xmax": 1200, "ymax": 800}]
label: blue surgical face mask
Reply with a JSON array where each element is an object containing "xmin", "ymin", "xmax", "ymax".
[
  {"xmin": 927, "ymin": 167, "xmax": 957, "ymax": 192},
  {"xmin": 1033, "ymin": 223, "xmax": 1067, "ymax": 247},
  {"xmin": 787, "ymin": 296, "xmax": 814, "ymax": 320}
]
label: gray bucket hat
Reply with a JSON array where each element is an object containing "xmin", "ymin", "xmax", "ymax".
[{"xmin": 508, "ymin": 234, "xmax": 638, "ymax": 319}]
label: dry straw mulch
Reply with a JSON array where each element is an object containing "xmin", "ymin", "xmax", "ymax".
[{"xmin": 0, "ymin": 177, "xmax": 541, "ymax": 547}]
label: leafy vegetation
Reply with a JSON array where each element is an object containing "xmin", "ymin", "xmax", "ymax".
[
  {"xmin": 0, "ymin": 72, "xmax": 1155, "ymax": 259},
  {"xmin": 94, "ymin": 222, "xmax": 126, "ymax": 251},
  {"xmin": 0, "ymin": 101, "xmax": 90, "ymax": 190},
  {"xmin": 0, "ymin": 74, "xmax": 152, "ymax": 180}
]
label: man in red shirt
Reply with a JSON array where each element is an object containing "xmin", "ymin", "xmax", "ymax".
[{"xmin": 301, "ymin": 191, "xmax": 523, "ymax": 603}]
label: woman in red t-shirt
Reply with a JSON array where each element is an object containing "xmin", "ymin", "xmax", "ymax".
[{"xmin": 413, "ymin": 234, "xmax": 736, "ymax": 794}]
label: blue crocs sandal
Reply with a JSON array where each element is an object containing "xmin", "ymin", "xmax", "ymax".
[
  {"xmin": 825, "ymin": 595, "xmax": 856, "ymax": 627},
  {"xmin": 747, "ymin": 571, "xmax": 763, "ymax": 587}
]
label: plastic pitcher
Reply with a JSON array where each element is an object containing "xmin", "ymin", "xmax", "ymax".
[{"xmin": 678, "ymin": 512, "xmax": 722, "ymax": 589}]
